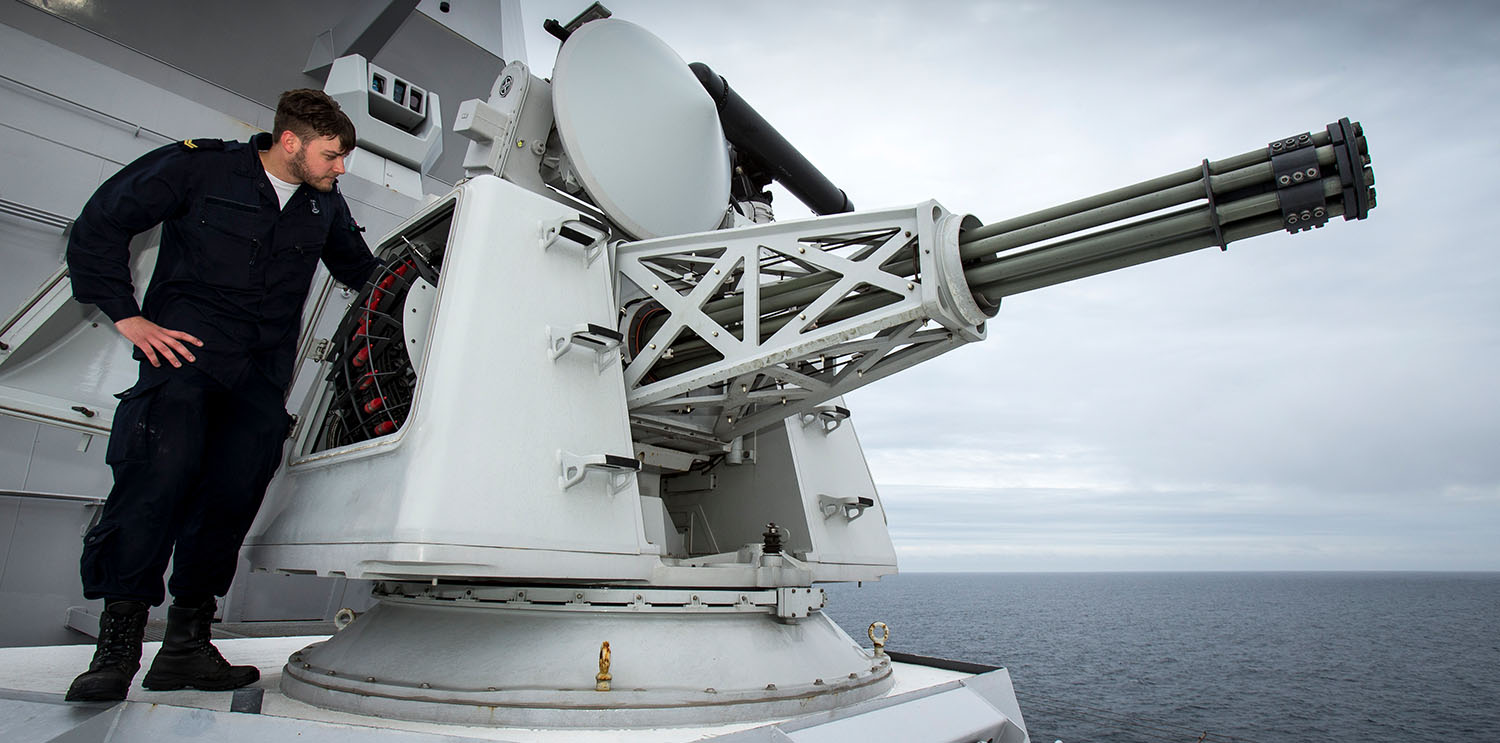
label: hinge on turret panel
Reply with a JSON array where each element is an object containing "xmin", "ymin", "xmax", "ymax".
[
  {"xmin": 306, "ymin": 338, "xmax": 331, "ymax": 362},
  {"xmin": 1269, "ymin": 132, "xmax": 1328, "ymax": 233}
]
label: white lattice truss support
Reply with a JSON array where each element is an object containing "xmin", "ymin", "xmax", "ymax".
[{"xmin": 614, "ymin": 202, "xmax": 994, "ymax": 446}]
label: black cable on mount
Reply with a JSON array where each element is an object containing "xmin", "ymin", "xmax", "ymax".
[{"xmin": 316, "ymin": 243, "xmax": 441, "ymax": 451}]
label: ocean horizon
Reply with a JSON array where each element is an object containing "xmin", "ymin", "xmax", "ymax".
[{"xmin": 823, "ymin": 571, "xmax": 1499, "ymax": 742}]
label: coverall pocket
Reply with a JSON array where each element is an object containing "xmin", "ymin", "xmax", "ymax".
[
  {"xmin": 196, "ymin": 201, "xmax": 261, "ymax": 289},
  {"xmin": 105, "ymin": 379, "xmax": 167, "ymax": 465},
  {"xmin": 266, "ymin": 239, "xmax": 325, "ymax": 298},
  {"xmin": 78, "ymin": 522, "xmax": 119, "ymax": 589}
]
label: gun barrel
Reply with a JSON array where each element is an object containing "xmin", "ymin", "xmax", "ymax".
[
  {"xmin": 959, "ymin": 124, "xmax": 1372, "ymax": 301},
  {"xmin": 638, "ymin": 119, "xmax": 1373, "ymax": 373}
]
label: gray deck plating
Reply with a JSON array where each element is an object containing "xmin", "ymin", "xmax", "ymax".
[{"xmin": 0, "ymin": 638, "xmax": 1023, "ymax": 742}]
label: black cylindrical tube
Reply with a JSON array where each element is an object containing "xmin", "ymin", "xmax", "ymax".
[{"xmin": 691, "ymin": 62, "xmax": 854, "ymax": 215}]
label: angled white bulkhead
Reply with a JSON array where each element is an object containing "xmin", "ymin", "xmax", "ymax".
[{"xmin": 247, "ymin": 176, "xmax": 656, "ymax": 582}]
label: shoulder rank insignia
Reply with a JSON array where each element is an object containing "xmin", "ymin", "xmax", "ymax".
[{"xmin": 178, "ymin": 138, "xmax": 225, "ymax": 151}]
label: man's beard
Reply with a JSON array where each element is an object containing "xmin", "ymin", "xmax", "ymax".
[{"xmin": 289, "ymin": 147, "xmax": 335, "ymax": 192}]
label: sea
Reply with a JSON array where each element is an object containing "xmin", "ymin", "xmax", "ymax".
[{"xmin": 822, "ymin": 572, "xmax": 1499, "ymax": 743}]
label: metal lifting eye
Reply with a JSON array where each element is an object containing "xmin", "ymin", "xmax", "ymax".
[{"xmin": 868, "ymin": 622, "xmax": 889, "ymax": 658}]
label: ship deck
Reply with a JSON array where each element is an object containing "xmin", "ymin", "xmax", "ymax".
[{"xmin": 0, "ymin": 636, "xmax": 994, "ymax": 742}]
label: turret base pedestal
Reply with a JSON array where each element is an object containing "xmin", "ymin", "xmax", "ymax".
[{"xmin": 281, "ymin": 586, "xmax": 893, "ymax": 728}]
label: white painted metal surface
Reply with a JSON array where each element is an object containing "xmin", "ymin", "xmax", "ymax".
[
  {"xmin": 0, "ymin": 637, "xmax": 1021, "ymax": 742},
  {"xmin": 660, "ymin": 407, "xmax": 898, "ymax": 585},
  {"xmin": 455, "ymin": 60, "xmax": 557, "ymax": 193},
  {"xmin": 0, "ymin": 6, "xmax": 1032, "ymax": 739},
  {"xmin": 280, "ymin": 592, "xmax": 893, "ymax": 727},
  {"xmin": 550, "ymin": 19, "xmax": 731, "ymax": 239},
  {"xmin": 326, "ymin": 55, "xmax": 444, "ymax": 176},
  {"xmin": 247, "ymin": 176, "xmax": 656, "ymax": 583},
  {"xmin": 616, "ymin": 203, "xmax": 984, "ymax": 445}
]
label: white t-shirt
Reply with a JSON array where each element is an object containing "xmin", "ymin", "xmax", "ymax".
[{"xmin": 265, "ymin": 170, "xmax": 300, "ymax": 210}]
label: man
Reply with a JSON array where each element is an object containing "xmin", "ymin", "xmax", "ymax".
[{"xmin": 63, "ymin": 89, "xmax": 380, "ymax": 702}]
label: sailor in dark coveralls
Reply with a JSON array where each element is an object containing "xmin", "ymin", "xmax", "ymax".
[{"xmin": 63, "ymin": 89, "xmax": 379, "ymax": 701}]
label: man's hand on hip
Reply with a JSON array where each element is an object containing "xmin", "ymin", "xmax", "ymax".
[{"xmin": 114, "ymin": 316, "xmax": 204, "ymax": 368}]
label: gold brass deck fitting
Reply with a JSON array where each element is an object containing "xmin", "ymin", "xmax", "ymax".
[{"xmin": 595, "ymin": 641, "xmax": 612, "ymax": 691}]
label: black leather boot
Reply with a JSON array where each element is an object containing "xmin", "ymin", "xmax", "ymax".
[
  {"xmin": 65, "ymin": 599, "xmax": 148, "ymax": 702},
  {"xmin": 141, "ymin": 598, "xmax": 259, "ymax": 691}
]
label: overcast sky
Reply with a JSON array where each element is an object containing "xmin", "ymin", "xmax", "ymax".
[{"xmin": 519, "ymin": 1, "xmax": 1499, "ymax": 571}]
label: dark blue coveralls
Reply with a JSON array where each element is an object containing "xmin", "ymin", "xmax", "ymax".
[{"xmin": 66, "ymin": 132, "xmax": 379, "ymax": 606}]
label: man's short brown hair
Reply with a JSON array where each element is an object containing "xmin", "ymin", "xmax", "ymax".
[{"xmin": 273, "ymin": 89, "xmax": 356, "ymax": 153}]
